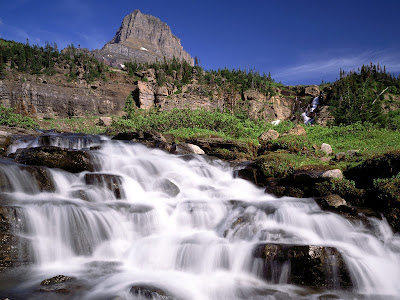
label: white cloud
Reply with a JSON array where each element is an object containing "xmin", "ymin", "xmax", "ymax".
[{"xmin": 273, "ymin": 50, "xmax": 400, "ymax": 84}]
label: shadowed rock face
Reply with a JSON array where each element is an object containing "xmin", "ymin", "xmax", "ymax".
[
  {"xmin": 96, "ymin": 9, "xmax": 193, "ymax": 67},
  {"xmin": 252, "ymin": 243, "xmax": 353, "ymax": 289}
]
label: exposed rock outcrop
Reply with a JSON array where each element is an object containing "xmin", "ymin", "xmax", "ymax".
[
  {"xmin": 0, "ymin": 72, "xmax": 133, "ymax": 118},
  {"xmin": 95, "ymin": 9, "xmax": 193, "ymax": 68}
]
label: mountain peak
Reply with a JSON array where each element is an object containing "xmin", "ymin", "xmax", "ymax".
[{"xmin": 97, "ymin": 10, "xmax": 193, "ymax": 67}]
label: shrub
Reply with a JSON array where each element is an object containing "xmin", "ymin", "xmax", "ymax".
[
  {"xmin": 314, "ymin": 178, "xmax": 363, "ymax": 204},
  {"xmin": 0, "ymin": 106, "xmax": 37, "ymax": 128}
]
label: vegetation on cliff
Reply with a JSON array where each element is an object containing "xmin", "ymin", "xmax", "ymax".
[
  {"xmin": 0, "ymin": 39, "xmax": 108, "ymax": 82},
  {"xmin": 327, "ymin": 64, "xmax": 400, "ymax": 126}
]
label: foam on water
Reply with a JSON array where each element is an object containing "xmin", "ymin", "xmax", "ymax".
[{"xmin": 1, "ymin": 135, "xmax": 400, "ymax": 299}]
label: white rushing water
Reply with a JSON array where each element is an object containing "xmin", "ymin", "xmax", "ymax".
[{"xmin": 1, "ymin": 135, "xmax": 400, "ymax": 299}]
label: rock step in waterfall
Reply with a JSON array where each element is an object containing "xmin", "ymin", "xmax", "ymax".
[{"xmin": 0, "ymin": 133, "xmax": 399, "ymax": 299}]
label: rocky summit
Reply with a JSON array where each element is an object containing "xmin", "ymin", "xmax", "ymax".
[{"xmin": 94, "ymin": 9, "xmax": 194, "ymax": 68}]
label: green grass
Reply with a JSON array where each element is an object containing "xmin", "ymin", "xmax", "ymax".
[
  {"xmin": 113, "ymin": 108, "xmax": 277, "ymax": 142},
  {"xmin": 305, "ymin": 122, "xmax": 400, "ymax": 156},
  {"xmin": 38, "ymin": 116, "xmax": 107, "ymax": 134}
]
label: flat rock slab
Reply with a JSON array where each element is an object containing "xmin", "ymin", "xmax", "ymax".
[{"xmin": 15, "ymin": 146, "xmax": 94, "ymax": 173}]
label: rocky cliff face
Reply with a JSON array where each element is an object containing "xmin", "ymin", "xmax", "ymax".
[
  {"xmin": 94, "ymin": 9, "xmax": 194, "ymax": 68},
  {"xmin": 0, "ymin": 71, "xmax": 135, "ymax": 118}
]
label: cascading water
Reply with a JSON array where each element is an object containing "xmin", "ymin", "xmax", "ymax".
[{"xmin": 0, "ymin": 134, "xmax": 400, "ymax": 299}]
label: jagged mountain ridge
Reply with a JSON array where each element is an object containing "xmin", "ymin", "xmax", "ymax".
[{"xmin": 93, "ymin": 9, "xmax": 194, "ymax": 68}]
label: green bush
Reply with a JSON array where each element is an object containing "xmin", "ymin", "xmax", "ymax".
[
  {"xmin": 314, "ymin": 178, "xmax": 363, "ymax": 200},
  {"xmin": 0, "ymin": 106, "xmax": 37, "ymax": 128},
  {"xmin": 255, "ymin": 153, "xmax": 295, "ymax": 178},
  {"xmin": 265, "ymin": 135, "xmax": 313, "ymax": 154},
  {"xmin": 373, "ymin": 175, "xmax": 400, "ymax": 207}
]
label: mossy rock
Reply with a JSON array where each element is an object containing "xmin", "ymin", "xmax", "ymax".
[
  {"xmin": 255, "ymin": 153, "xmax": 295, "ymax": 179},
  {"xmin": 188, "ymin": 138, "xmax": 257, "ymax": 161}
]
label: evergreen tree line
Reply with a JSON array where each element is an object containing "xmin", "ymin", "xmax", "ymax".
[
  {"xmin": 328, "ymin": 63, "xmax": 400, "ymax": 126},
  {"xmin": 124, "ymin": 58, "xmax": 277, "ymax": 95},
  {"xmin": 0, "ymin": 39, "xmax": 108, "ymax": 82}
]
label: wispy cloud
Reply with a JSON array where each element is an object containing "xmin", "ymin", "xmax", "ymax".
[
  {"xmin": 0, "ymin": 19, "xmax": 40, "ymax": 43},
  {"xmin": 274, "ymin": 50, "xmax": 400, "ymax": 84}
]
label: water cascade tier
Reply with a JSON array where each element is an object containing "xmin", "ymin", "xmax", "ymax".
[{"xmin": 0, "ymin": 133, "xmax": 399, "ymax": 299}]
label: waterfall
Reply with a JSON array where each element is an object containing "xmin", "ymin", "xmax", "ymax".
[{"xmin": 0, "ymin": 134, "xmax": 399, "ymax": 299}]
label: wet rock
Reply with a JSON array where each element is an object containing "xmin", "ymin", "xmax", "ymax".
[
  {"xmin": 41, "ymin": 275, "xmax": 72, "ymax": 286},
  {"xmin": 129, "ymin": 284, "xmax": 177, "ymax": 299},
  {"xmin": 112, "ymin": 131, "xmax": 168, "ymax": 148},
  {"xmin": 38, "ymin": 133, "xmax": 101, "ymax": 149},
  {"xmin": 236, "ymin": 287, "xmax": 292, "ymax": 300},
  {"xmin": 0, "ymin": 161, "xmax": 55, "ymax": 193},
  {"xmin": 252, "ymin": 243, "xmax": 352, "ymax": 289},
  {"xmin": 0, "ymin": 131, "xmax": 12, "ymax": 157},
  {"xmin": 155, "ymin": 178, "xmax": 180, "ymax": 197},
  {"xmin": 170, "ymin": 143, "xmax": 205, "ymax": 155},
  {"xmin": 15, "ymin": 146, "xmax": 94, "ymax": 173},
  {"xmin": 0, "ymin": 206, "xmax": 32, "ymax": 272},
  {"xmin": 39, "ymin": 275, "xmax": 84, "ymax": 295},
  {"xmin": 85, "ymin": 173, "xmax": 125, "ymax": 199},
  {"xmin": 25, "ymin": 166, "xmax": 56, "ymax": 192},
  {"xmin": 320, "ymin": 143, "xmax": 332, "ymax": 155}
]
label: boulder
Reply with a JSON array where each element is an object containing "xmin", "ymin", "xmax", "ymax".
[
  {"xmin": 323, "ymin": 194, "xmax": 347, "ymax": 208},
  {"xmin": 133, "ymin": 81, "xmax": 155, "ymax": 109},
  {"xmin": 39, "ymin": 275, "xmax": 84, "ymax": 295},
  {"xmin": 320, "ymin": 143, "xmax": 332, "ymax": 155},
  {"xmin": 85, "ymin": 173, "xmax": 125, "ymax": 199},
  {"xmin": 15, "ymin": 146, "xmax": 94, "ymax": 173},
  {"xmin": 304, "ymin": 85, "xmax": 320, "ymax": 97},
  {"xmin": 288, "ymin": 125, "xmax": 306, "ymax": 136},
  {"xmin": 155, "ymin": 178, "xmax": 180, "ymax": 197},
  {"xmin": 321, "ymin": 169, "xmax": 343, "ymax": 179},
  {"xmin": 252, "ymin": 243, "xmax": 352, "ymax": 289},
  {"xmin": 0, "ymin": 131, "xmax": 12, "ymax": 157},
  {"xmin": 171, "ymin": 143, "xmax": 205, "ymax": 155},
  {"xmin": 258, "ymin": 130, "xmax": 279, "ymax": 144},
  {"xmin": 187, "ymin": 138, "xmax": 256, "ymax": 161},
  {"xmin": 98, "ymin": 117, "xmax": 112, "ymax": 127}
]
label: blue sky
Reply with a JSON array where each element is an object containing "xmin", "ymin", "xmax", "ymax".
[{"xmin": 1, "ymin": 0, "xmax": 399, "ymax": 85}]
